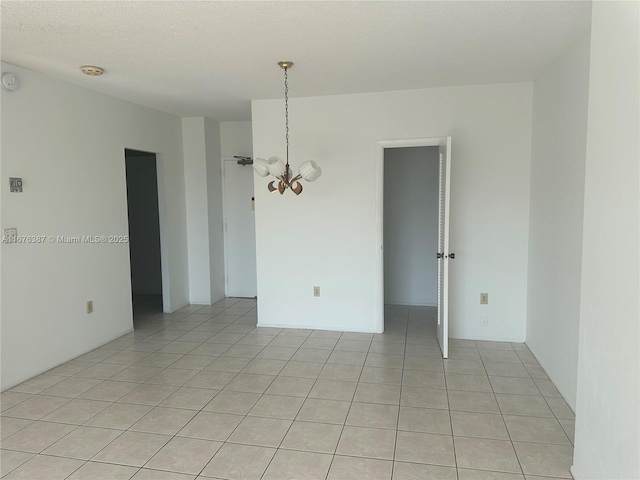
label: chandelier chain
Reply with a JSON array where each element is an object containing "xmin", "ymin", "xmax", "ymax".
[{"xmin": 284, "ymin": 67, "xmax": 289, "ymax": 167}]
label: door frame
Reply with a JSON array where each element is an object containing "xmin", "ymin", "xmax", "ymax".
[
  {"xmin": 123, "ymin": 149, "xmax": 172, "ymax": 314},
  {"xmin": 374, "ymin": 136, "xmax": 450, "ymax": 333}
]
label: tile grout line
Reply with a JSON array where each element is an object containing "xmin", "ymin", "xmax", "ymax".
[
  {"xmin": 51, "ymin": 300, "xmax": 243, "ymax": 479},
  {"xmin": 2, "ymin": 301, "xmax": 573, "ymax": 479},
  {"xmin": 141, "ymin": 306, "xmax": 282, "ymax": 479},
  {"xmin": 443, "ymin": 336, "xmax": 460, "ymax": 478},
  {"xmin": 392, "ymin": 306, "xmax": 410, "ymax": 478},
  {"xmin": 257, "ymin": 320, "xmax": 347, "ymax": 480},
  {"xmin": 476, "ymin": 339, "xmax": 526, "ymax": 477},
  {"xmin": 70, "ymin": 299, "xmax": 247, "ymax": 479}
]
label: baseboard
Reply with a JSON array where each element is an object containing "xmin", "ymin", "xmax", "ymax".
[
  {"xmin": 385, "ymin": 302, "xmax": 437, "ymax": 307},
  {"xmin": 569, "ymin": 464, "xmax": 580, "ymax": 479},
  {"xmin": 0, "ymin": 326, "xmax": 135, "ymax": 392},
  {"xmin": 169, "ymin": 301, "xmax": 190, "ymax": 313},
  {"xmin": 525, "ymin": 341, "xmax": 577, "ymax": 412},
  {"xmin": 257, "ymin": 322, "xmax": 381, "ymax": 334},
  {"xmin": 449, "ymin": 334, "xmax": 526, "ymax": 343}
]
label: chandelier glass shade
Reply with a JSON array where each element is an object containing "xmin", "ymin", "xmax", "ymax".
[{"xmin": 253, "ymin": 61, "xmax": 322, "ymax": 195}]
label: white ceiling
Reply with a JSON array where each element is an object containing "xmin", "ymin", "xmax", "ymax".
[{"xmin": 1, "ymin": 1, "xmax": 591, "ymax": 121}]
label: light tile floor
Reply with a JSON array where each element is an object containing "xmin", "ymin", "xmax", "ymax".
[{"xmin": 1, "ymin": 301, "xmax": 575, "ymax": 479}]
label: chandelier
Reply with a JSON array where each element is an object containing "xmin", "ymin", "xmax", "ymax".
[{"xmin": 253, "ymin": 61, "xmax": 322, "ymax": 195}]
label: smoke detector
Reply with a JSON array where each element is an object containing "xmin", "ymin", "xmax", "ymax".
[
  {"xmin": 80, "ymin": 66, "xmax": 104, "ymax": 76},
  {"xmin": 1, "ymin": 73, "xmax": 18, "ymax": 91}
]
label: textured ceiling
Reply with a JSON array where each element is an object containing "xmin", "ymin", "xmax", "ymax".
[{"xmin": 1, "ymin": 1, "xmax": 591, "ymax": 120}]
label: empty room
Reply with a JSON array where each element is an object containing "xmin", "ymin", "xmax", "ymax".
[{"xmin": 1, "ymin": 2, "xmax": 638, "ymax": 480}]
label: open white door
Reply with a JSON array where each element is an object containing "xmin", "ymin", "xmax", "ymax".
[
  {"xmin": 437, "ymin": 137, "xmax": 452, "ymax": 358},
  {"xmin": 223, "ymin": 158, "xmax": 257, "ymax": 297}
]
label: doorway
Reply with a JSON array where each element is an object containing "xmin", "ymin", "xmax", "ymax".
[
  {"xmin": 222, "ymin": 156, "xmax": 258, "ymax": 298},
  {"xmin": 124, "ymin": 149, "xmax": 163, "ymax": 324},
  {"xmin": 384, "ymin": 146, "xmax": 440, "ymax": 345},
  {"xmin": 376, "ymin": 137, "xmax": 452, "ymax": 357},
  {"xmin": 384, "ymin": 146, "xmax": 439, "ymax": 306}
]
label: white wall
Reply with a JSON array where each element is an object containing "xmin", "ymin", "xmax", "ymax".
[
  {"xmin": 384, "ymin": 146, "xmax": 439, "ymax": 306},
  {"xmin": 221, "ymin": 121, "xmax": 253, "ymax": 158},
  {"xmin": 572, "ymin": 2, "xmax": 640, "ymax": 478},
  {"xmin": 205, "ymin": 118, "xmax": 225, "ymax": 304},
  {"xmin": 526, "ymin": 31, "xmax": 591, "ymax": 411},
  {"xmin": 182, "ymin": 117, "xmax": 225, "ymax": 305},
  {"xmin": 183, "ymin": 118, "xmax": 212, "ymax": 304},
  {"xmin": 125, "ymin": 152, "xmax": 163, "ymax": 295},
  {"xmin": 252, "ymin": 83, "xmax": 533, "ymax": 339},
  {"xmin": 1, "ymin": 62, "xmax": 189, "ymax": 390}
]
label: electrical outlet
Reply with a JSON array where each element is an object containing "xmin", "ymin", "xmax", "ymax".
[
  {"xmin": 480, "ymin": 293, "xmax": 489, "ymax": 305},
  {"xmin": 480, "ymin": 315, "xmax": 489, "ymax": 327},
  {"xmin": 313, "ymin": 286, "xmax": 320, "ymax": 297},
  {"xmin": 86, "ymin": 301, "xmax": 93, "ymax": 314},
  {"xmin": 3, "ymin": 228, "xmax": 17, "ymax": 243}
]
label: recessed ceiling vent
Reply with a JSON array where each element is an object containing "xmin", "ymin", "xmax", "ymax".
[{"xmin": 80, "ymin": 65, "xmax": 104, "ymax": 76}]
